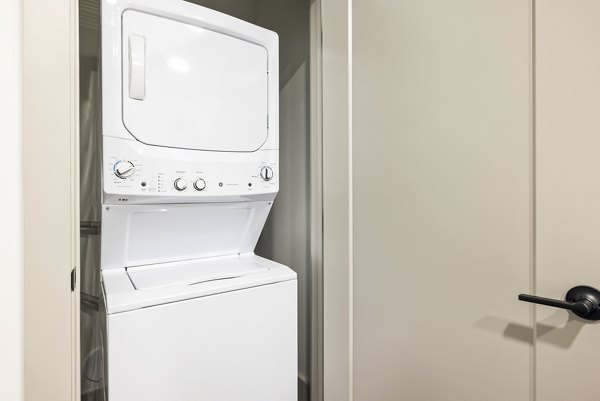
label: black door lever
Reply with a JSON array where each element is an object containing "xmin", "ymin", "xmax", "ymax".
[{"xmin": 518, "ymin": 286, "xmax": 600, "ymax": 321}]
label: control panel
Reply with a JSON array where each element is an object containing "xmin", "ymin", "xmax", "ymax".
[{"xmin": 103, "ymin": 137, "xmax": 278, "ymax": 204}]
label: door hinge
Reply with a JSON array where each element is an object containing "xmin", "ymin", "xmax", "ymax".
[{"xmin": 71, "ymin": 268, "xmax": 76, "ymax": 292}]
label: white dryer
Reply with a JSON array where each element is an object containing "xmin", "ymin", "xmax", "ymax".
[{"xmin": 100, "ymin": 1, "xmax": 297, "ymax": 400}]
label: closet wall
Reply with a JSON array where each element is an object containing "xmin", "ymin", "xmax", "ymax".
[
  {"xmin": 79, "ymin": 2, "xmax": 102, "ymax": 400},
  {"xmin": 252, "ymin": 0, "xmax": 312, "ymax": 394}
]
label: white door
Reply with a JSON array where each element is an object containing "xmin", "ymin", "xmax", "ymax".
[
  {"xmin": 22, "ymin": 0, "xmax": 79, "ymax": 399},
  {"xmin": 322, "ymin": 0, "xmax": 600, "ymax": 399},
  {"xmin": 120, "ymin": 10, "xmax": 269, "ymax": 152}
]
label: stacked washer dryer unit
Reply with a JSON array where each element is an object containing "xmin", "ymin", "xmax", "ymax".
[{"xmin": 100, "ymin": 0, "xmax": 297, "ymax": 400}]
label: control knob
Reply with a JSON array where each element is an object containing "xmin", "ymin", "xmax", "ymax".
[
  {"xmin": 260, "ymin": 166, "xmax": 274, "ymax": 181},
  {"xmin": 174, "ymin": 178, "xmax": 187, "ymax": 191},
  {"xmin": 193, "ymin": 178, "xmax": 206, "ymax": 191},
  {"xmin": 113, "ymin": 160, "xmax": 135, "ymax": 179}
]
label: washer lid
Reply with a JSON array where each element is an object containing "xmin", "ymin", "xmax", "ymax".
[
  {"xmin": 102, "ymin": 254, "xmax": 297, "ymax": 314},
  {"xmin": 127, "ymin": 256, "xmax": 271, "ymax": 290},
  {"xmin": 121, "ymin": 10, "xmax": 269, "ymax": 152}
]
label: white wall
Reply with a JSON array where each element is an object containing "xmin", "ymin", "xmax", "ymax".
[{"xmin": 0, "ymin": 1, "xmax": 24, "ymax": 400}]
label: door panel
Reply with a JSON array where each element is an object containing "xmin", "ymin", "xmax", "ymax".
[
  {"xmin": 536, "ymin": 1, "xmax": 600, "ymax": 399},
  {"xmin": 121, "ymin": 10, "xmax": 269, "ymax": 152},
  {"xmin": 23, "ymin": 0, "xmax": 79, "ymax": 399},
  {"xmin": 352, "ymin": 1, "xmax": 533, "ymax": 400},
  {"xmin": 348, "ymin": 0, "xmax": 600, "ymax": 400}
]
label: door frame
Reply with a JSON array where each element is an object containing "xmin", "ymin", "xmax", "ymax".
[
  {"xmin": 19, "ymin": 0, "xmax": 340, "ymax": 399},
  {"xmin": 319, "ymin": 0, "xmax": 353, "ymax": 400},
  {"xmin": 23, "ymin": 0, "xmax": 80, "ymax": 399},
  {"xmin": 309, "ymin": 0, "xmax": 324, "ymax": 400},
  {"xmin": 1, "ymin": 1, "xmax": 24, "ymax": 400}
]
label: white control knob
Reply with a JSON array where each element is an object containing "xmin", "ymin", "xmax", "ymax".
[
  {"xmin": 193, "ymin": 178, "xmax": 206, "ymax": 191},
  {"xmin": 113, "ymin": 160, "xmax": 135, "ymax": 179},
  {"xmin": 174, "ymin": 178, "xmax": 187, "ymax": 191},
  {"xmin": 260, "ymin": 166, "xmax": 274, "ymax": 181}
]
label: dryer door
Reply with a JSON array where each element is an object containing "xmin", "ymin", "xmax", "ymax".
[{"xmin": 121, "ymin": 11, "xmax": 269, "ymax": 152}]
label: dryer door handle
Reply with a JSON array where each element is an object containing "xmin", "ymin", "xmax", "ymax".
[{"xmin": 128, "ymin": 34, "xmax": 146, "ymax": 100}]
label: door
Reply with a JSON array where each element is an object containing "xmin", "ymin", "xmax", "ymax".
[
  {"xmin": 120, "ymin": 10, "xmax": 269, "ymax": 152},
  {"xmin": 322, "ymin": 0, "xmax": 600, "ymax": 400},
  {"xmin": 23, "ymin": 0, "xmax": 79, "ymax": 399}
]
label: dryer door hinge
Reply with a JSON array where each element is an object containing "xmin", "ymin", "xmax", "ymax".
[{"xmin": 71, "ymin": 267, "xmax": 76, "ymax": 292}]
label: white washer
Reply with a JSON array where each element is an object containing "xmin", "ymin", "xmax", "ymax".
[
  {"xmin": 100, "ymin": 1, "xmax": 296, "ymax": 400},
  {"xmin": 102, "ymin": 254, "xmax": 297, "ymax": 401}
]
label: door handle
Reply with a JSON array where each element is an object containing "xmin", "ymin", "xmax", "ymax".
[
  {"xmin": 518, "ymin": 286, "xmax": 600, "ymax": 321},
  {"xmin": 128, "ymin": 34, "xmax": 146, "ymax": 100}
]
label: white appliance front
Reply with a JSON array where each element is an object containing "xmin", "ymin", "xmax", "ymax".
[
  {"xmin": 101, "ymin": 202, "xmax": 273, "ymax": 269},
  {"xmin": 99, "ymin": 1, "xmax": 296, "ymax": 401},
  {"xmin": 102, "ymin": 254, "xmax": 296, "ymax": 314},
  {"xmin": 102, "ymin": 136, "xmax": 279, "ymax": 205},
  {"xmin": 102, "ymin": 0, "xmax": 280, "ymax": 205},
  {"xmin": 106, "ymin": 279, "xmax": 297, "ymax": 401},
  {"xmin": 121, "ymin": 10, "xmax": 269, "ymax": 152}
]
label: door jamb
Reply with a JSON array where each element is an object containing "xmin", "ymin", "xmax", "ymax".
[
  {"xmin": 310, "ymin": 0, "xmax": 324, "ymax": 400},
  {"xmin": 320, "ymin": 0, "xmax": 353, "ymax": 400}
]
